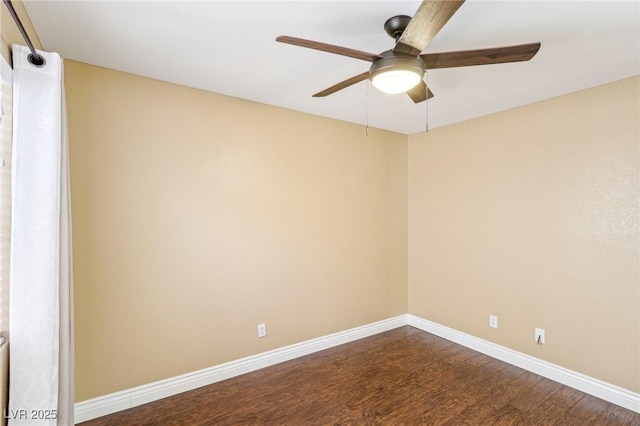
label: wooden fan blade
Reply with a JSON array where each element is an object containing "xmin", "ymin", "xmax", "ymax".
[
  {"xmin": 394, "ymin": 1, "xmax": 465, "ymax": 57},
  {"xmin": 406, "ymin": 80, "xmax": 434, "ymax": 103},
  {"xmin": 313, "ymin": 72, "xmax": 370, "ymax": 97},
  {"xmin": 276, "ymin": 36, "xmax": 382, "ymax": 62},
  {"xmin": 421, "ymin": 43, "xmax": 541, "ymax": 69}
]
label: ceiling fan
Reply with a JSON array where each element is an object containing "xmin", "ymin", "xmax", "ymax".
[{"xmin": 276, "ymin": 0, "xmax": 541, "ymax": 103}]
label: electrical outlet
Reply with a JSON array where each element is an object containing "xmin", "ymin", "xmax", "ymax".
[
  {"xmin": 489, "ymin": 315, "xmax": 498, "ymax": 329},
  {"xmin": 258, "ymin": 323, "xmax": 267, "ymax": 338},
  {"xmin": 535, "ymin": 328, "xmax": 545, "ymax": 345}
]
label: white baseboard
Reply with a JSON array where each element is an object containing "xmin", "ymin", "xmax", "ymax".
[
  {"xmin": 407, "ymin": 314, "xmax": 640, "ymax": 413},
  {"xmin": 75, "ymin": 314, "xmax": 639, "ymax": 423},
  {"xmin": 74, "ymin": 315, "xmax": 407, "ymax": 424}
]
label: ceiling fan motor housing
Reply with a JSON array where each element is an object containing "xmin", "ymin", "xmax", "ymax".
[{"xmin": 370, "ymin": 53, "xmax": 425, "ymax": 77}]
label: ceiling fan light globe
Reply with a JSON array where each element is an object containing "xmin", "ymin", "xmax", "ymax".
[
  {"xmin": 371, "ymin": 69, "xmax": 422, "ymax": 94},
  {"xmin": 369, "ymin": 55, "xmax": 425, "ymax": 95}
]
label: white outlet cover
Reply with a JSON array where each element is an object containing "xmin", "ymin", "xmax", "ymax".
[
  {"xmin": 489, "ymin": 315, "xmax": 498, "ymax": 328},
  {"xmin": 258, "ymin": 323, "xmax": 267, "ymax": 338}
]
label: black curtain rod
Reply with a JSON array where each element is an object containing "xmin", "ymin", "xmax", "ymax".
[{"xmin": 2, "ymin": 0, "xmax": 45, "ymax": 66}]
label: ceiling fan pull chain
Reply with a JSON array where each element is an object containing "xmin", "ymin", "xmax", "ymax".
[
  {"xmin": 425, "ymin": 71, "xmax": 429, "ymax": 133},
  {"xmin": 365, "ymin": 79, "xmax": 370, "ymax": 136}
]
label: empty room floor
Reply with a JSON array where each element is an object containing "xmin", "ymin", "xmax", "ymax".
[{"xmin": 80, "ymin": 326, "xmax": 639, "ymax": 425}]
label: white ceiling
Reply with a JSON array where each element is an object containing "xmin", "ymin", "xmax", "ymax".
[{"xmin": 23, "ymin": 0, "xmax": 640, "ymax": 135}]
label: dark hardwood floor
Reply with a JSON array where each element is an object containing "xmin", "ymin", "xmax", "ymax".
[{"xmin": 80, "ymin": 326, "xmax": 639, "ymax": 425}]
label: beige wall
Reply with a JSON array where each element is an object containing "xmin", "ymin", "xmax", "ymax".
[
  {"xmin": 1, "ymin": 0, "xmax": 42, "ymax": 64},
  {"xmin": 67, "ymin": 61, "xmax": 638, "ymax": 401},
  {"xmin": 408, "ymin": 77, "xmax": 639, "ymax": 392},
  {"xmin": 65, "ymin": 60, "xmax": 408, "ymax": 401}
]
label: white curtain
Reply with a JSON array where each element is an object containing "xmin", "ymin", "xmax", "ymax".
[{"xmin": 8, "ymin": 45, "xmax": 74, "ymax": 426}]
